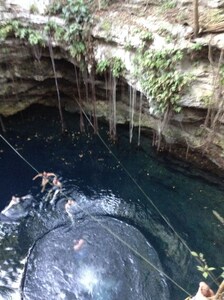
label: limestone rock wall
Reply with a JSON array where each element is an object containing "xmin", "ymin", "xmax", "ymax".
[{"xmin": 1, "ymin": 0, "xmax": 224, "ymax": 169}]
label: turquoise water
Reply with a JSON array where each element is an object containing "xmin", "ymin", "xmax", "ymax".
[{"xmin": 0, "ymin": 105, "xmax": 223, "ymax": 299}]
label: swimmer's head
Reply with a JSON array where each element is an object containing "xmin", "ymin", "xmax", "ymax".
[
  {"xmin": 65, "ymin": 199, "xmax": 76, "ymax": 213},
  {"xmin": 66, "ymin": 199, "xmax": 76, "ymax": 206},
  {"xmin": 11, "ymin": 196, "xmax": 20, "ymax": 205},
  {"xmin": 73, "ymin": 239, "xmax": 85, "ymax": 251}
]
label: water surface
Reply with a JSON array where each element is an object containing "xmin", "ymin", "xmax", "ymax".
[{"xmin": 0, "ymin": 105, "xmax": 223, "ymax": 299}]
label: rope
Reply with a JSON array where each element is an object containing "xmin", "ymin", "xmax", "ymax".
[
  {"xmin": 75, "ymin": 100, "xmax": 218, "ymax": 286},
  {"xmin": 76, "ymin": 103, "xmax": 193, "ymax": 253},
  {"xmin": 0, "ymin": 134, "xmax": 39, "ymax": 174},
  {"xmin": 66, "ymin": 197, "xmax": 191, "ymax": 296},
  {"xmin": 0, "ymin": 131, "xmax": 192, "ymax": 296}
]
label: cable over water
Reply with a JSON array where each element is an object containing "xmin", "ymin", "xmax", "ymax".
[
  {"xmin": 0, "ymin": 133, "xmax": 193, "ymax": 297},
  {"xmin": 74, "ymin": 100, "xmax": 221, "ymax": 286}
]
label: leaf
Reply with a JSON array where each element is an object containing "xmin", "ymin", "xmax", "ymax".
[
  {"xmin": 197, "ymin": 266, "xmax": 204, "ymax": 272},
  {"xmin": 175, "ymin": 106, "xmax": 182, "ymax": 113},
  {"xmin": 191, "ymin": 251, "xmax": 198, "ymax": 257}
]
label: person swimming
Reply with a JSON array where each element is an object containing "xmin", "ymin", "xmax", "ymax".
[
  {"xmin": 0, "ymin": 194, "xmax": 35, "ymax": 222},
  {"xmin": 73, "ymin": 239, "xmax": 85, "ymax": 251},
  {"xmin": 33, "ymin": 171, "xmax": 57, "ymax": 192},
  {"xmin": 45, "ymin": 176, "xmax": 63, "ymax": 206},
  {"xmin": 65, "ymin": 199, "xmax": 77, "ymax": 223}
]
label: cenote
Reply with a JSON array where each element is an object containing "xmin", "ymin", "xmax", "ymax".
[{"xmin": 0, "ymin": 105, "xmax": 223, "ymax": 300}]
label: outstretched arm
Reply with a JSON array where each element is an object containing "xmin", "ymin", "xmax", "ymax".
[
  {"xmin": 46, "ymin": 172, "xmax": 57, "ymax": 178},
  {"xmin": 33, "ymin": 173, "xmax": 43, "ymax": 180}
]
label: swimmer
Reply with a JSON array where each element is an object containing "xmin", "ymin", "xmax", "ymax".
[
  {"xmin": 46, "ymin": 176, "xmax": 62, "ymax": 205},
  {"xmin": 73, "ymin": 239, "xmax": 85, "ymax": 251},
  {"xmin": 33, "ymin": 171, "xmax": 56, "ymax": 192},
  {"xmin": 65, "ymin": 199, "xmax": 76, "ymax": 222},
  {"xmin": 1, "ymin": 194, "xmax": 35, "ymax": 221},
  {"xmin": 192, "ymin": 282, "xmax": 215, "ymax": 300},
  {"xmin": 52, "ymin": 177, "xmax": 62, "ymax": 190},
  {"xmin": 1, "ymin": 196, "xmax": 20, "ymax": 214}
]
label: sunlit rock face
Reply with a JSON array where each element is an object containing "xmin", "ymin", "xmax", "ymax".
[
  {"xmin": 206, "ymin": 0, "xmax": 224, "ymax": 8},
  {"xmin": 5, "ymin": 0, "xmax": 50, "ymax": 14},
  {"xmin": 22, "ymin": 218, "xmax": 170, "ymax": 300}
]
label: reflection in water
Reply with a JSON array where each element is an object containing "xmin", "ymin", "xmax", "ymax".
[
  {"xmin": 0, "ymin": 106, "xmax": 223, "ymax": 299},
  {"xmin": 78, "ymin": 266, "xmax": 99, "ymax": 296}
]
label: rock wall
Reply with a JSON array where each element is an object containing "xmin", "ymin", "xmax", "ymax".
[{"xmin": 1, "ymin": 0, "xmax": 224, "ymax": 170}]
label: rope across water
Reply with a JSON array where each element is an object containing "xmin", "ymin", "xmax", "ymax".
[{"xmin": 0, "ymin": 131, "xmax": 193, "ymax": 297}]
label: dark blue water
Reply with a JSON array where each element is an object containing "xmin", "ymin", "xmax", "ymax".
[{"xmin": 0, "ymin": 105, "xmax": 223, "ymax": 299}]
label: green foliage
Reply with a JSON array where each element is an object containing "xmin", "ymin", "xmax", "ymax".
[
  {"xmin": 124, "ymin": 42, "xmax": 135, "ymax": 51},
  {"xmin": 161, "ymin": 0, "xmax": 177, "ymax": 10},
  {"xmin": 69, "ymin": 41, "xmax": 86, "ymax": 60},
  {"xmin": 158, "ymin": 27, "xmax": 175, "ymax": 43},
  {"xmin": 29, "ymin": 3, "xmax": 39, "ymax": 14},
  {"xmin": 140, "ymin": 31, "xmax": 154, "ymax": 43},
  {"xmin": 62, "ymin": 0, "xmax": 90, "ymax": 24},
  {"xmin": 0, "ymin": 0, "xmax": 91, "ymax": 60},
  {"xmin": 46, "ymin": 0, "xmax": 66, "ymax": 15},
  {"xmin": 27, "ymin": 29, "xmax": 44, "ymax": 45},
  {"xmin": 191, "ymin": 42, "xmax": 203, "ymax": 51},
  {"xmin": 96, "ymin": 59, "xmax": 110, "ymax": 74},
  {"xmin": 62, "ymin": 0, "xmax": 91, "ymax": 59},
  {"xmin": 98, "ymin": 0, "xmax": 111, "ymax": 9},
  {"xmin": 191, "ymin": 251, "xmax": 224, "ymax": 279},
  {"xmin": 111, "ymin": 57, "xmax": 125, "ymax": 78},
  {"xmin": 134, "ymin": 48, "xmax": 192, "ymax": 114},
  {"xmin": 100, "ymin": 20, "xmax": 112, "ymax": 32},
  {"xmin": 44, "ymin": 20, "xmax": 66, "ymax": 41},
  {"xmin": 201, "ymin": 95, "xmax": 212, "ymax": 107},
  {"xmin": 0, "ymin": 22, "xmax": 14, "ymax": 40},
  {"xmin": 47, "ymin": 0, "xmax": 91, "ymax": 60},
  {"xmin": 96, "ymin": 57, "xmax": 125, "ymax": 78},
  {"xmin": 219, "ymin": 64, "xmax": 224, "ymax": 85},
  {"xmin": 0, "ymin": 20, "xmax": 44, "ymax": 45}
]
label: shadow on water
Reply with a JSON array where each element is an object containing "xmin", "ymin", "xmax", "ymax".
[{"xmin": 0, "ymin": 105, "xmax": 223, "ymax": 299}]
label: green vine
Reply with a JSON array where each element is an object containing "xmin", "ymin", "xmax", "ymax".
[
  {"xmin": 0, "ymin": 20, "xmax": 44, "ymax": 45},
  {"xmin": 44, "ymin": 20, "xmax": 66, "ymax": 41},
  {"xmin": 111, "ymin": 57, "xmax": 125, "ymax": 78},
  {"xmin": 47, "ymin": 0, "xmax": 91, "ymax": 60},
  {"xmin": 219, "ymin": 64, "xmax": 224, "ymax": 85},
  {"xmin": 96, "ymin": 57, "xmax": 125, "ymax": 78},
  {"xmin": 0, "ymin": 0, "xmax": 91, "ymax": 60},
  {"xmin": 96, "ymin": 59, "xmax": 110, "ymax": 74},
  {"xmin": 134, "ymin": 48, "xmax": 193, "ymax": 114},
  {"xmin": 191, "ymin": 251, "xmax": 224, "ymax": 280}
]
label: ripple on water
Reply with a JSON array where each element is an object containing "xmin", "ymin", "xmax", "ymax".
[{"xmin": 22, "ymin": 217, "xmax": 170, "ymax": 300}]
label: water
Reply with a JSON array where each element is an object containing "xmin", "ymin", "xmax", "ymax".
[{"xmin": 0, "ymin": 105, "xmax": 223, "ymax": 299}]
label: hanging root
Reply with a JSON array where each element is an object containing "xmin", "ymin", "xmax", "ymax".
[
  {"xmin": 48, "ymin": 36, "xmax": 66, "ymax": 134},
  {"xmin": 0, "ymin": 115, "xmax": 6, "ymax": 133},
  {"xmin": 74, "ymin": 65, "xmax": 85, "ymax": 132},
  {"xmin": 108, "ymin": 71, "xmax": 117, "ymax": 141},
  {"xmin": 90, "ymin": 67, "xmax": 98, "ymax": 134},
  {"xmin": 155, "ymin": 107, "xmax": 171, "ymax": 151},
  {"xmin": 137, "ymin": 92, "xmax": 143, "ymax": 146}
]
